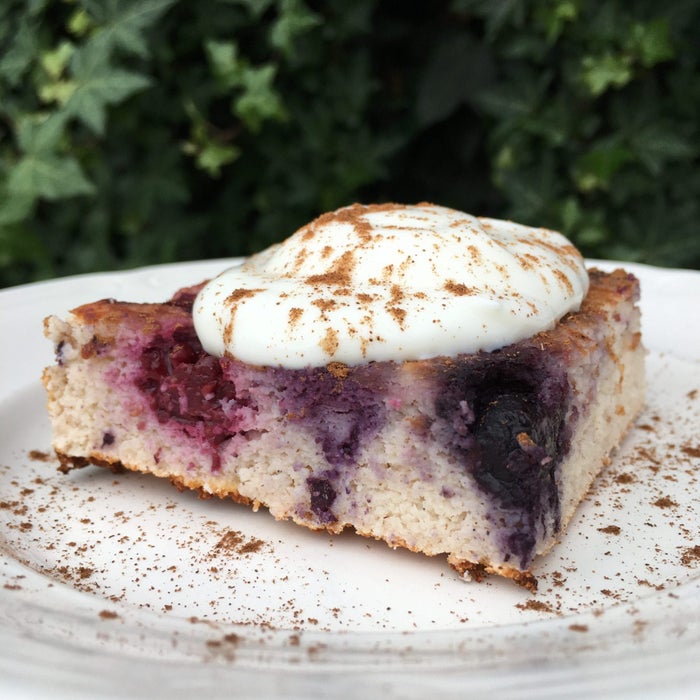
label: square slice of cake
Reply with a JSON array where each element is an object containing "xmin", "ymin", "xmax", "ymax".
[{"xmin": 42, "ymin": 204, "xmax": 644, "ymax": 588}]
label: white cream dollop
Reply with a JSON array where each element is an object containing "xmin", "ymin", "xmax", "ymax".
[{"xmin": 193, "ymin": 203, "xmax": 589, "ymax": 368}]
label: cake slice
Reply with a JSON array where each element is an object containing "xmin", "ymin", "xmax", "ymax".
[{"xmin": 42, "ymin": 205, "xmax": 644, "ymax": 588}]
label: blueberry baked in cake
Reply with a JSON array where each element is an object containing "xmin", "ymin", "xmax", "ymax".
[{"xmin": 42, "ymin": 203, "xmax": 645, "ymax": 587}]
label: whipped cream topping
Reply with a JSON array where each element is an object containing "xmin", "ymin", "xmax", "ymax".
[{"xmin": 193, "ymin": 203, "xmax": 589, "ymax": 368}]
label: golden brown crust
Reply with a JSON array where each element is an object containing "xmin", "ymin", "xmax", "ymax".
[
  {"xmin": 449, "ymin": 558, "xmax": 538, "ymax": 591},
  {"xmin": 56, "ymin": 451, "xmax": 125, "ymax": 475},
  {"xmin": 70, "ymin": 298, "xmax": 191, "ymax": 335}
]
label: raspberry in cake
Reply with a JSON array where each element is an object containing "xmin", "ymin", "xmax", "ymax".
[{"xmin": 42, "ymin": 204, "xmax": 645, "ymax": 588}]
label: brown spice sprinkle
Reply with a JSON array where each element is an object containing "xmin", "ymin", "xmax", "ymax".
[
  {"xmin": 681, "ymin": 545, "xmax": 700, "ymax": 567},
  {"xmin": 326, "ymin": 361, "xmax": 350, "ymax": 379},
  {"xmin": 443, "ymin": 280, "xmax": 477, "ymax": 296},
  {"xmin": 311, "ymin": 298, "xmax": 338, "ymax": 316},
  {"xmin": 28, "ymin": 450, "xmax": 53, "ymax": 462},
  {"xmin": 681, "ymin": 444, "xmax": 700, "ymax": 459},
  {"xmin": 569, "ymin": 624, "xmax": 589, "ymax": 633},
  {"xmin": 598, "ymin": 525, "xmax": 621, "ymax": 535},
  {"xmin": 319, "ymin": 327, "xmax": 339, "ymax": 356},
  {"xmin": 288, "ymin": 307, "xmax": 304, "ymax": 326},
  {"xmin": 305, "ymin": 249, "xmax": 355, "ymax": 287},
  {"xmin": 212, "ymin": 530, "xmax": 265, "ymax": 556},
  {"xmin": 386, "ymin": 305, "xmax": 407, "ymax": 327},
  {"xmin": 553, "ymin": 268, "xmax": 574, "ymax": 295},
  {"xmin": 225, "ymin": 288, "xmax": 265, "ymax": 306},
  {"xmin": 516, "ymin": 599, "xmax": 556, "ymax": 614},
  {"xmin": 308, "ymin": 202, "xmax": 403, "ymax": 243},
  {"xmin": 98, "ymin": 610, "xmax": 119, "ymax": 620},
  {"xmin": 652, "ymin": 496, "xmax": 678, "ymax": 509}
]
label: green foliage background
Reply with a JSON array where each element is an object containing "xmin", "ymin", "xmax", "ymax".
[{"xmin": 1, "ymin": 0, "xmax": 699, "ymax": 288}]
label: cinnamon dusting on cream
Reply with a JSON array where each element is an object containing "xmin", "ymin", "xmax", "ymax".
[{"xmin": 193, "ymin": 203, "xmax": 589, "ymax": 367}]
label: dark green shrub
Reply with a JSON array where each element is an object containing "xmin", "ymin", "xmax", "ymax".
[{"xmin": 1, "ymin": 0, "xmax": 698, "ymax": 287}]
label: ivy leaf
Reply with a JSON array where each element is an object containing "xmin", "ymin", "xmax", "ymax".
[
  {"xmin": 15, "ymin": 112, "xmax": 68, "ymax": 153},
  {"xmin": 80, "ymin": 0, "xmax": 176, "ymax": 57},
  {"xmin": 626, "ymin": 19, "xmax": 674, "ymax": 68},
  {"xmin": 6, "ymin": 112, "xmax": 94, "ymax": 202},
  {"xmin": 0, "ymin": 187, "xmax": 34, "ymax": 226},
  {"xmin": 580, "ymin": 53, "xmax": 633, "ymax": 96},
  {"xmin": 574, "ymin": 141, "xmax": 633, "ymax": 192},
  {"xmin": 181, "ymin": 100, "xmax": 240, "ymax": 177},
  {"xmin": 534, "ymin": 0, "xmax": 579, "ymax": 43},
  {"xmin": 7, "ymin": 153, "xmax": 94, "ymax": 201},
  {"xmin": 0, "ymin": 18, "xmax": 40, "ymax": 87},
  {"xmin": 68, "ymin": 7, "xmax": 94, "ymax": 38},
  {"xmin": 205, "ymin": 39, "xmax": 243, "ymax": 89},
  {"xmin": 269, "ymin": 0, "xmax": 321, "ymax": 57},
  {"xmin": 630, "ymin": 123, "xmax": 695, "ymax": 175},
  {"xmin": 63, "ymin": 43, "xmax": 151, "ymax": 134},
  {"xmin": 232, "ymin": 64, "xmax": 286, "ymax": 132},
  {"xmin": 36, "ymin": 42, "xmax": 77, "ymax": 105},
  {"xmin": 205, "ymin": 40, "xmax": 286, "ymax": 131},
  {"xmin": 41, "ymin": 41, "xmax": 75, "ymax": 80}
]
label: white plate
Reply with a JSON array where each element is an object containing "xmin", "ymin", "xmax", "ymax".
[{"xmin": 1, "ymin": 260, "xmax": 699, "ymax": 699}]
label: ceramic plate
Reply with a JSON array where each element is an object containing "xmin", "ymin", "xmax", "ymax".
[{"xmin": 1, "ymin": 260, "xmax": 699, "ymax": 698}]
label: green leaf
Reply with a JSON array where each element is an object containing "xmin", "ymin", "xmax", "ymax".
[
  {"xmin": 204, "ymin": 40, "xmax": 286, "ymax": 131},
  {"xmin": 0, "ymin": 186, "xmax": 34, "ymax": 226},
  {"xmin": 196, "ymin": 141, "xmax": 241, "ymax": 177},
  {"xmin": 39, "ymin": 80, "xmax": 79, "ymax": 106},
  {"xmin": 16, "ymin": 112, "xmax": 68, "ymax": 153},
  {"xmin": 205, "ymin": 39, "xmax": 243, "ymax": 89},
  {"xmin": 81, "ymin": 0, "xmax": 176, "ymax": 57},
  {"xmin": 41, "ymin": 41, "xmax": 75, "ymax": 80},
  {"xmin": 574, "ymin": 142, "xmax": 633, "ymax": 192},
  {"xmin": 68, "ymin": 7, "xmax": 94, "ymax": 38},
  {"xmin": 64, "ymin": 44, "xmax": 151, "ymax": 133},
  {"xmin": 0, "ymin": 18, "xmax": 40, "ymax": 87},
  {"xmin": 269, "ymin": 0, "xmax": 321, "ymax": 56},
  {"xmin": 580, "ymin": 53, "xmax": 633, "ymax": 96},
  {"xmin": 630, "ymin": 123, "xmax": 695, "ymax": 174},
  {"xmin": 232, "ymin": 64, "xmax": 286, "ymax": 131},
  {"xmin": 7, "ymin": 153, "xmax": 94, "ymax": 200},
  {"xmin": 182, "ymin": 100, "xmax": 240, "ymax": 176},
  {"xmin": 626, "ymin": 19, "xmax": 674, "ymax": 68},
  {"xmin": 534, "ymin": 0, "xmax": 579, "ymax": 43},
  {"xmin": 37, "ymin": 42, "xmax": 78, "ymax": 106}
]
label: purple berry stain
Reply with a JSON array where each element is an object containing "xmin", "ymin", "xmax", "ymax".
[
  {"xmin": 307, "ymin": 475, "xmax": 337, "ymax": 524},
  {"xmin": 436, "ymin": 345, "xmax": 571, "ymax": 568}
]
